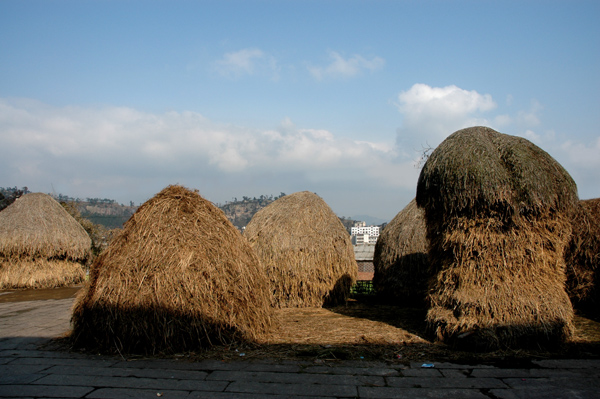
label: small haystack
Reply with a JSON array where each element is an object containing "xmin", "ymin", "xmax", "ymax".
[
  {"xmin": 0, "ymin": 193, "xmax": 90, "ymax": 289},
  {"xmin": 244, "ymin": 191, "xmax": 357, "ymax": 308},
  {"xmin": 416, "ymin": 126, "xmax": 578, "ymax": 350},
  {"xmin": 565, "ymin": 198, "xmax": 600, "ymax": 314},
  {"xmin": 71, "ymin": 185, "xmax": 273, "ymax": 354},
  {"xmin": 373, "ymin": 198, "xmax": 430, "ymax": 306}
]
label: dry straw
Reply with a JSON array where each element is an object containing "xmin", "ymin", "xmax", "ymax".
[
  {"xmin": 71, "ymin": 185, "xmax": 273, "ymax": 354},
  {"xmin": 0, "ymin": 193, "xmax": 90, "ymax": 289},
  {"xmin": 416, "ymin": 126, "xmax": 578, "ymax": 350},
  {"xmin": 373, "ymin": 198, "xmax": 430, "ymax": 306},
  {"xmin": 244, "ymin": 191, "xmax": 357, "ymax": 308},
  {"xmin": 565, "ymin": 198, "xmax": 600, "ymax": 314}
]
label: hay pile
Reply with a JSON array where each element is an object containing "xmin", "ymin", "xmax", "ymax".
[
  {"xmin": 244, "ymin": 191, "xmax": 357, "ymax": 308},
  {"xmin": 0, "ymin": 193, "xmax": 90, "ymax": 289},
  {"xmin": 416, "ymin": 126, "xmax": 578, "ymax": 350},
  {"xmin": 565, "ymin": 198, "xmax": 600, "ymax": 314},
  {"xmin": 373, "ymin": 198, "xmax": 430, "ymax": 305},
  {"xmin": 71, "ymin": 185, "xmax": 273, "ymax": 354}
]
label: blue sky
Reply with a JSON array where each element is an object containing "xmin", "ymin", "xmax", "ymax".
[{"xmin": 1, "ymin": 1, "xmax": 598, "ymax": 222}]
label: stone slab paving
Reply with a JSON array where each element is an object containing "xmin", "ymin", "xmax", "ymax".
[{"xmin": 1, "ymin": 297, "xmax": 600, "ymax": 398}]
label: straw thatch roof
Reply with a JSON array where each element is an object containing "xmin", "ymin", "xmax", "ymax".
[
  {"xmin": 565, "ymin": 198, "xmax": 600, "ymax": 314},
  {"xmin": 243, "ymin": 191, "xmax": 357, "ymax": 308},
  {"xmin": 373, "ymin": 198, "xmax": 430, "ymax": 305},
  {"xmin": 0, "ymin": 193, "xmax": 90, "ymax": 289},
  {"xmin": 416, "ymin": 126, "xmax": 578, "ymax": 350},
  {"xmin": 71, "ymin": 185, "xmax": 273, "ymax": 354}
]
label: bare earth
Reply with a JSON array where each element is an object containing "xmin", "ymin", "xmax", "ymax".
[{"xmin": 2, "ymin": 287, "xmax": 599, "ymax": 366}]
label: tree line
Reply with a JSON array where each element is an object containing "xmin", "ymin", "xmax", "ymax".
[
  {"xmin": 217, "ymin": 192, "xmax": 287, "ymax": 207},
  {"xmin": 0, "ymin": 186, "xmax": 31, "ymax": 211}
]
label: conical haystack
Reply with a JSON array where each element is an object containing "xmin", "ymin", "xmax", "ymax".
[
  {"xmin": 72, "ymin": 185, "xmax": 273, "ymax": 354},
  {"xmin": 416, "ymin": 126, "xmax": 577, "ymax": 350},
  {"xmin": 244, "ymin": 191, "xmax": 357, "ymax": 308},
  {"xmin": 565, "ymin": 198, "xmax": 600, "ymax": 315},
  {"xmin": 0, "ymin": 193, "xmax": 90, "ymax": 289},
  {"xmin": 373, "ymin": 198, "xmax": 430, "ymax": 305}
]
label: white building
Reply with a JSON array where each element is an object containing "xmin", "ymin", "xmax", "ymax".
[
  {"xmin": 351, "ymin": 224, "xmax": 379, "ymax": 245},
  {"xmin": 351, "ymin": 225, "xmax": 380, "ymax": 238},
  {"xmin": 352, "ymin": 234, "xmax": 373, "ymax": 245}
]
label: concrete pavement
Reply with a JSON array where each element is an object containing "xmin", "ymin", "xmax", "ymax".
[{"xmin": 1, "ymin": 296, "xmax": 599, "ymax": 398}]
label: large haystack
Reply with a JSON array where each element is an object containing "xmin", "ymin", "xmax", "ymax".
[
  {"xmin": 373, "ymin": 198, "xmax": 430, "ymax": 306},
  {"xmin": 0, "ymin": 193, "xmax": 90, "ymax": 289},
  {"xmin": 565, "ymin": 198, "xmax": 600, "ymax": 314},
  {"xmin": 243, "ymin": 191, "xmax": 357, "ymax": 308},
  {"xmin": 71, "ymin": 185, "xmax": 273, "ymax": 354},
  {"xmin": 416, "ymin": 126, "xmax": 578, "ymax": 350}
]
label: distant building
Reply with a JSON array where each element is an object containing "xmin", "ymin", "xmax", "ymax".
[
  {"xmin": 354, "ymin": 244, "xmax": 375, "ymax": 281},
  {"xmin": 350, "ymin": 224, "xmax": 379, "ymax": 244},
  {"xmin": 352, "ymin": 233, "xmax": 375, "ymax": 245}
]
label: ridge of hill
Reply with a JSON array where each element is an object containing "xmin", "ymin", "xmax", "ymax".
[
  {"xmin": 1, "ymin": 187, "xmax": 365, "ymax": 234},
  {"xmin": 219, "ymin": 197, "xmax": 359, "ymax": 234},
  {"xmin": 77, "ymin": 202, "xmax": 138, "ymax": 229},
  {"xmin": 218, "ymin": 197, "xmax": 275, "ymax": 230}
]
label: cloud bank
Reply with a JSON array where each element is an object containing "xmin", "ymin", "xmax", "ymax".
[
  {"xmin": 0, "ymin": 98, "xmax": 416, "ymax": 216},
  {"xmin": 1, "ymin": 83, "xmax": 598, "ymax": 219},
  {"xmin": 395, "ymin": 83, "xmax": 497, "ymax": 151},
  {"xmin": 394, "ymin": 83, "xmax": 600, "ymax": 201}
]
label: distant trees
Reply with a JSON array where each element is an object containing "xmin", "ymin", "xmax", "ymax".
[
  {"xmin": 86, "ymin": 197, "xmax": 116, "ymax": 205},
  {"xmin": 221, "ymin": 193, "xmax": 287, "ymax": 206},
  {"xmin": 0, "ymin": 186, "xmax": 30, "ymax": 211}
]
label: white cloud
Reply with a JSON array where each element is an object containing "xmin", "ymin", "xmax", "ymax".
[
  {"xmin": 506, "ymin": 94, "xmax": 514, "ymax": 106},
  {"xmin": 392, "ymin": 83, "xmax": 599, "ymax": 202},
  {"xmin": 493, "ymin": 114, "xmax": 512, "ymax": 127},
  {"xmin": 0, "ymin": 98, "xmax": 413, "ymax": 216},
  {"xmin": 561, "ymin": 136, "xmax": 600, "ymax": 168},
  {"xmin": 554, "ymin": 135, "xmax": 600, "ymax": 200},
  {"xmin": 516, "ymin": 99, "xmax": 543, "ymax": 128},
  {"xmin": 396, "ymin": 83, "xmax": 496, "ymax": 119},
  {"xmin": 213, "ymin": 48, "xmax": 279, "ymax": 80},
  {"xmin": 524, "ymin": 129, "xmax": 541, "ymax": 142},
  {"xmin": 394, "ymin": 83, "xmax": 497, "ymax": 152},
  {"xmin": 308, "ymin": 51, "xmax": 384, "ymax": 80}
]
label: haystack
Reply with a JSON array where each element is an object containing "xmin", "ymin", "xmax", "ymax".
[
  {"xmin": 243, "ymin": 191, "xmax": 357, "ymax": 308},
  {"xmin": 373, "ymin": 198, "xmax": 430, "ymax": 305},
  {"xmin": 565, "ymin": 198, "xmax": 600, "ymax": 314},
  {"xmin": 416, "ymin": 126, "xmax": 578, "ymax": 350},
  {"xmin": 0, "ymin": 193, "xmax": 90, "ymax": 289},
  {"xmin": 71, "ymin": 185, "xmax": 273, "ymax": 354}
]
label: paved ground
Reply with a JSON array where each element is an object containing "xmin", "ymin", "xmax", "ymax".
[{"xmin": 1, "ymin": 297, "xmax": 599, "ymax": 398}]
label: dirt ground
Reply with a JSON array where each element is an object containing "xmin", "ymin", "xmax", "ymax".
[
  {"xmin": 9, "ymin": 286, "xmax": 597, "ymax": 366},
  {"xmin": 191, "ymin": 297, "xmax": 600, "ymax": 366}
]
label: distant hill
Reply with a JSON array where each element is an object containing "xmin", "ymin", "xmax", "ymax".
[
  {"xmin": 352, "ymin": 214, "xmax": 389, "ymax": 226},
  {"xmin": 76, "ymin": 201, "xmax": 138, "ymax": 229},
  {"xmin": 1, "ymin": 187, "xmax": 363, "ymax": 233},
  {"xmin": 218, "ymin": 196, "xmax": 279, "ymax": 230},
  {"xmin": 218, "ymin": 195, "xmax": 360, "ymax": 235}
]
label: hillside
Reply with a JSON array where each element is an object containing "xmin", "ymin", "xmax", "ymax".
[
  {"xmin": 1, "ymin": 188, "xmax": 361, "ymax": 233},
  {"xmin": 77, "ymin": 202, "xmax": 138, "ymax": 229},
  {"xmin": 65, "ymin": 194, "xmax": 286, "ymax": 230},
  {"xmin": 219, "ymin": 197, "xmax": 276, "ymax": 230}
]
